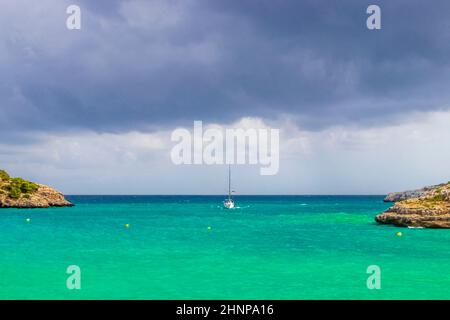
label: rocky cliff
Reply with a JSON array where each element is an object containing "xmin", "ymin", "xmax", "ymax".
[
  {"xmin": 0, "ymin": 170, "xmax": 73, "ymax": 208},
  {"xmin": 376, "ymin": 182, "xmax": 450, "ymax": 228},
  {"xmin": 383, "ymin": 184, "xmax": 446, "ymax": 202}
]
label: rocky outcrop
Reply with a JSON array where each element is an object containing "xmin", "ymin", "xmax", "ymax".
[
  {"xmin": 0, "ymin": 170, "xmax": 73, "ymax": 208},
  {"xmin": 383, "ymin": 184, "xmax": 445, "ymax": 202},
  {"xmin": 376, "ymin": 182, "xmax": 450, "ymax": 228}
]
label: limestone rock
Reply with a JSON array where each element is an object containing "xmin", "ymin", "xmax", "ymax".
[
  {"xmin": 376, "ymin": 182, "xmax": 450, "ymax": 228},
  {"xmin": 383, "ymin": 184, "xmax": 445, "ymax": 202},
  {"xmin": 0, "ymin": 170, "xmax": 73, "ymax": 208}
]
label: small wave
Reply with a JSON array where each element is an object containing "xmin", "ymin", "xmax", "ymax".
[
  {"xmin": 214, "ymin": 205, "xmax": 250, "ymax": 210},
  {"xmin": 235, "ymin": 205, "xmax": 251, "ymax": 209}
]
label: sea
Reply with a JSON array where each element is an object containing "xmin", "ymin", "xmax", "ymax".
[{"xmin": 0, "ymin": 195, "xmax": 449, "ymax": 299}]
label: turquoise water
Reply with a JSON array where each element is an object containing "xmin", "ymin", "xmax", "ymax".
[{"xmin": 0, "ymin": 195, "xmax": 449, "ymax": 300}]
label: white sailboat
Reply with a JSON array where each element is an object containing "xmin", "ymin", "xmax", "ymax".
[{"xmin": 223, "ymin": 165, "xmax": 235, "ymax": 209}]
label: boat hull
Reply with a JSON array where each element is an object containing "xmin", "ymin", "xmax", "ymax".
[{"xmin": 223, "ymin": 200, "xmax": 235, "ymax": 209}]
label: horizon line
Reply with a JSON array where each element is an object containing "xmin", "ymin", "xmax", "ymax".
[{"xmin": 65, "ymin": 194, "xmax": 387, "ymax": 197}]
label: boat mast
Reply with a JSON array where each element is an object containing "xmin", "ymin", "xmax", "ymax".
[{"xmin": 228, "ymin": 165, "xmax": 231, "ymax": 200}]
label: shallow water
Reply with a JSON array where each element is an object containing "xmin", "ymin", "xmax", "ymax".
[{"xmin": 0, "ymin": 195, "xmax": 449, "ymax": 299}]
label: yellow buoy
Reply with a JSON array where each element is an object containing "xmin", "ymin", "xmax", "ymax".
[
  {"xmin": 396, "ymin": 231, "xmax": 402, "ymax": 237},
  {"xmin": 26, "ymin": 218, "xmax": 31, "ymax": 223},
  {"xmin": 207, "ymin": 226, "xmax": 212, "ymax": 231},
  {"xmin": 125, "ymin": 223, "xmax": 130, "ymax": 229}
]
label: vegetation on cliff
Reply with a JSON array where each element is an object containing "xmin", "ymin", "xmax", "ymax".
[
  {"xmin": 0, "ymin": 171, "xmax": 39, "ymax": 199},
  {"xmin": 0, "ymin": 170, "xmax": 10, "ymax": 181},
  {"xmin": 0, "ymin": 169, "xmax": 73, "ymax": 208}
]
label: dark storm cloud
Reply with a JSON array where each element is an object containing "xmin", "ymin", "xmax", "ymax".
[{"xmin": 1, "ymin": 0, "xmax": 450, "ymax": 136}]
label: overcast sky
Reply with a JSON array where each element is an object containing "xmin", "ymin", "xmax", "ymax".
[{"xmin": 1, "ymin": 0, "xmax": 450, "ymax": 195}]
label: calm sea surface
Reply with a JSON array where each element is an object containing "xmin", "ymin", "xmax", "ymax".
[{"xmin": 0, "ymin": 195, "xmax": 449, "ymax": 299}]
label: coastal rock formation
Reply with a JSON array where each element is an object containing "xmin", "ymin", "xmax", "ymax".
[
  {"xmin": 383, "ymin": 184, "xmax": 445, "ymax": 202},
  {"xmin": 0, "ymin": 170, "xmax": 73, "ymax": 208},
  {"xmin": 376, "ymin": 182, "xmax": 450, "ymax": 228}
]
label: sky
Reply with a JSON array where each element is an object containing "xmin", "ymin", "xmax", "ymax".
[{"xmin": 1, "ymin": 0, "xmax": 450, "ymax": 195}]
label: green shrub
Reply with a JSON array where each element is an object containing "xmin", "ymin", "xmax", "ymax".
[
  {"xmin": 10, "ymin": 178, "xmax": 38, "ymax": 193},
  {"xmin": 431, "ymin": 194, "xmax": 445, "ymax": 202},
  {"xmin": 9, "ymin": 185, "xmax": 21, "ymax": 199},
  {"xmin": 6, "ymin": 178, "xmax": 38, "ymax": 199},
  {"xmin": 0, "ymin": 170, "xmax": 10, "ymax": 181},
  {"xmin": 0, "ymin": 171, "xmax": 39, "ymax": 199}
]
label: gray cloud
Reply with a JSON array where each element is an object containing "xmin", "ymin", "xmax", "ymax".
[
  {"xmin": 2, "ymin": 112, "xmax": 450, "ymax": 195},
  {"xmin": 2, "ymin": 0, "xmax": 450, "ymax": 137}
]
